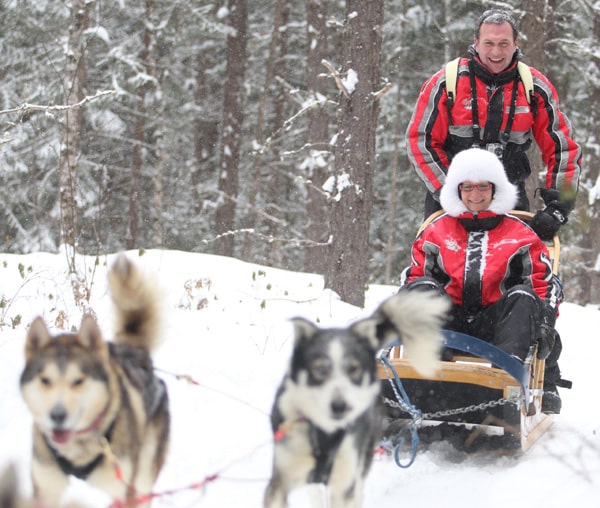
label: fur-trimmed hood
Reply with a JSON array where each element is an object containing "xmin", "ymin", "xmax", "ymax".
[{"xmin": 439, "ymin": 148, "xmax": 518, "ymax": 217}]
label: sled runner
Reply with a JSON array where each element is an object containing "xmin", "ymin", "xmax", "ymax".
[{"xmin": 378, "ymin": 210, "xmax": 558, "ymax": 452}]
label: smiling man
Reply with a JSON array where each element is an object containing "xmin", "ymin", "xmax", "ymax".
[
  {"xmin": 406, "ymin": 9, "xmax": 581, "ymax": 241},
  {"xmin": 474, "ymin": 16, "xmax": 518, "ymax": 74}
]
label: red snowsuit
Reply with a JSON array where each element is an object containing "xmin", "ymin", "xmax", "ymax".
[
  {"xmin": 406, "ymin": 53, "xmax": 581, "ymax": 204},
  {"xmin": 402, "ymin": 211, "xmax": 555, "ymax": 309},
  {"xmin": 401, "ymin": 210, "xmax": 559, "ymax": 360}
]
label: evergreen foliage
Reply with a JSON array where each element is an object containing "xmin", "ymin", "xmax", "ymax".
[{"xmin": 0, "ymin": 0, "xmax": 597, "ymax": 303}]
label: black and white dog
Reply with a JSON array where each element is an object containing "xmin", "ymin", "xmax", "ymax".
[{"xmin": 264, "ymin": 290, "xmax": 450, "ymax": 508}]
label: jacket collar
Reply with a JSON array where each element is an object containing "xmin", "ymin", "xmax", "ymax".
[
  {"xmin": 457, "ymin": 210, "xmax": 504, "ymax": 232},
  {"xmin": 467, "ymin": 45, "xmax": 520, "ymax": 86}
]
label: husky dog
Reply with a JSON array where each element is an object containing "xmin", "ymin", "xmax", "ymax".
[
  {"xmin": 264, "ymin": 290, "xmax": 450, "ymax": 508},
  {"xmin": 20, "ymin": 255, "xmax": 169, "ymax": 507}
]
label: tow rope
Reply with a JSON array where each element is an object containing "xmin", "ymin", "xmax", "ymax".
[{"xmin": 378, "ymin": 351, "xmax": 421, "ymax": 468}]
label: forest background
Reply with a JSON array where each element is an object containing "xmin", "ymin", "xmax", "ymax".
[{"xmin": 1, "ymin": 0, "xmax": 599, "ymax": 308}]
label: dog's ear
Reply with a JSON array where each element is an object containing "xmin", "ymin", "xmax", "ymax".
[
  {"xmin": 350, "ymin": 296, "xmax": 418, "ymax": 350},
  {"xmin": 290, "ymin": 317, "xmax": 319, "ymax": 345},
  {"xmin": 368, "ymin": 291, "xmax": 450, "ymax": 376},
  {"xmin": 349, "ymin": 318, "xmax": 380, "ymax": 350},
  {"xmin": 78, "ymin": 315, "xmax": 108, "ymax": 355},
  {"xmin": 24, "ymin": 317, "xmax": 53, "ymax": 360}
]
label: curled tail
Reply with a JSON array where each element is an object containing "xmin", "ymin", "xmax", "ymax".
[
  {"xmin": 372, "ymin": 290, "xmax": 450, "ymax": 376},
  {"xmin": 108, "ymin": 254, "xmax": 162, "ymax": 352}
]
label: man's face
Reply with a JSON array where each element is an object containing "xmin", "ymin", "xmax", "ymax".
[{"xmin": 474, "ymin": 21, "xmax": 518, "ymax": 74}]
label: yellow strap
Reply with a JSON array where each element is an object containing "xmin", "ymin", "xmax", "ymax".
[
  {"xmin": 517, "ymin": 61, "xmax": 533, "ymax": 104},
  {"xmin": 445, "ymin": 58, "xmax": 533, "ymax": 104},
  {"xmin": 444, "ymin": 57, "xmax": 461, "ymax": 102}
]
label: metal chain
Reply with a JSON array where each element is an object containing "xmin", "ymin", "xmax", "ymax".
[
  {"xmin": 382, "ymin": 395, "xmax": 518, "ymax": 420},
  {"xmin": 380, "ymin": 358, "xmax": 421, "ymax": 418},
  {"xmin": 378, "ymin": 348, "xmax": 522, "ymax": 421}
]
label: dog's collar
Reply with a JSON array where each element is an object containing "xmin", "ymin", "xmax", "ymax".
[
  {"xmin": 42, "ymin": 416, "xmax": 116, "ymax": 480},
  {"xmin": 49, "ymin": 444, "xmax": 107, "ymax": 480},
  {"xmin": 275, "ymin": 417, "xmax": 348, "ymax": 484},
  {"xmin": 307, "ymin": 423, "xmax": 347, "ymax": 485},
  {"xmin": 75, "ymin": 406, "xmax": 109, "ymax": 436}
]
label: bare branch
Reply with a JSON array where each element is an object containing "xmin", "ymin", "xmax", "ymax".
[
  {"xmin": 321, "ymin": 59, "xmax": 351, "ymax": 99},
  {"xmin": 372, "ymin": 82, "xmax": 393, "ymax": 101},
  {"xmin": 0, "ymin": 90, "xmax": 115, "ymax": 117}
]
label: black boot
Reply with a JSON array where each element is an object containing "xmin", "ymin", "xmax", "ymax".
[
  {"xmin": 542, "ymin": 385, "xmax": 562, "ymax": 414},
  {"xmin": 541, "ymin": 331, "xmax": 570, "ymax": 414}
]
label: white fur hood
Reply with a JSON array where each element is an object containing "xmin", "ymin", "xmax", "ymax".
[{"xmin": 439, "ymin": 148, "xmax": 518, "ymax": 217}]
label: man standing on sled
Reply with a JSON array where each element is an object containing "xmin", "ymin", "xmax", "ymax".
[
  {"xmin": 405, "ymin": 9, "xmax": 581, "ymax": 241},
  {"xmin": 400, "ymin": 148, "xmax": 565, "ymax": 413}
]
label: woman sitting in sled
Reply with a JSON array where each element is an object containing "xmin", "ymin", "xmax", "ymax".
[{"xmin": 399, "ymin": 148, "xmax": 564, "ymax": 413}]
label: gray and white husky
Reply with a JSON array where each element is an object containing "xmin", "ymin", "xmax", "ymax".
[
  {"xmin": 264, "ymin": 290, "xmax": 450, "ymax": 508},
  {"xmin": 20, "ymin": 255, "xmax": 169, "ymax": 507}
]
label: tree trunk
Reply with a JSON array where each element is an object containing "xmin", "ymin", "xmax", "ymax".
[
  {"xmin": 520, "ymin": 1, "xmax": 553, "ymax": 204},
  {"xmin": 147, "ymin": 1, "xmax": 164, "ymax": 248},
  {"xmin": 384, "ymin": 0, "xmax": 407, "ymax": 284},
  {"xmin": 193, "ymin": 49, "xmax": 219, "ymax": 214},
  {"xmin": 324, "ymin": 0, "xmax": 384, "ymax": 307},
  {"xmin": 241, "ymin": 0, "xmax": 286, "ymax": 262},
  {"xmin": 215, "ymin": 0, "xmax": 248, "ymax": 257},
  {"xmin": 128, "ymin": 0, "xmax": 159, "ymax": 249},
  {"xmin": 566, "ymin": 8, "xmax": 600, "ymax": 303},
  {"xmin": 265, "ymin": 2, "xmax": 290, "ymax": 268},
  {"xmin": 59, "ymin": 0, "xmax": 89, "ymax": 258},
  {"xmin": 152, "ymin": 105, "xmax": 165, "ymax": 248},
  {"xmin": 303, "ymin": 0, "xmax": 331, "ymax": 275}
]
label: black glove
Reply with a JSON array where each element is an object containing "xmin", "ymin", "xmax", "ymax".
[
  {"xmin": 537, "ymin": 323, "xmax": 556, "ymax": 360},
  {"xmin": 402, "ymin": 276, "xmax": 446, "ymax": 296},
  {"xmin": 530, "ymin": 188, "xmax": 574, "ymax": 241}
]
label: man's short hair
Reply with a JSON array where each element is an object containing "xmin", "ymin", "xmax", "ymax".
[{"xmin": 475, "ymin": 9, "xmax": 519, "ymax": 41}]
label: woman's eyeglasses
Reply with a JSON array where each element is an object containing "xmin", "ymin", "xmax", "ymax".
[{"xmin": 459, "ymin": 183, "xmax": 492, "ymax": 192}]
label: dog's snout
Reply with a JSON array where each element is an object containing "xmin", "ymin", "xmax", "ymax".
[
  {"xmin": 330, "ymin": 398, "xmax": 349, "ymax": 419},
  {"xmin": 50, "ymin": 404, "xmax": 67, "ymax": 427}
]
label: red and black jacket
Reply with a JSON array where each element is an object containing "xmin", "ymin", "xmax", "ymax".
[
  {"xmin": 401, "ymin": 211, "xmax": 556, "ymax": 314},
  {"xmin": 406, "ymin": 50, "xmax": 581, "ymax": 198}
]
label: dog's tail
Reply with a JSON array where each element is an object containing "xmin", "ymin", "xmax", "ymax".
[
  {"xmin": 108, "ymin": 254, "xmax": 162, "ymax": 352},
  {"xmin": 372, "ymin": 290, "xmax": 450, "ymax": 377}
]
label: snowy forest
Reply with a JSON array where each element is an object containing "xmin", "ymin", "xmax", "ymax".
[{"xmin": 1, "ymin": 0, "xmax": 599, "ymax": 306}]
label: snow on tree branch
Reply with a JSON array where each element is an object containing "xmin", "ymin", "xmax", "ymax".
[
  {"xmin": 0, "ymin": 90, "xmax": 115, "ymax": 118},
  {"xmin": 321, "ymin": 59, "xmax": 351, "ymax": 99}
]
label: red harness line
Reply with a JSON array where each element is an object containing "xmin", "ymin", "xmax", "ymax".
[
  {"xmin": 103, "ymin": 368, "xmax": 392, "ymax": 506},
  {"xmin": 77, "ymin": 405, "xmax": 109, "ymax": 435},
  {"xmin": 103, "ymin": 368, "xmax": 278, "ymax": 507},
  {"xmin": 106, "ymin": 476, "xmax": 219, "ymax": 508},
  {"xmin": 120, "ymin": 369, "xmax": 391, "ymax": 505}
]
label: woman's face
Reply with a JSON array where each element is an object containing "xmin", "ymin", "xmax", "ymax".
[{"xmin": 459, "ymin": 181, "xmax": 493, "ymax": 212}]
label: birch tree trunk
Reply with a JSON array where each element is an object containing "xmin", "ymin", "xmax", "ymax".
[{"xmin": 60, "ymin": 0, "xmax": 89, "ymax": 259}]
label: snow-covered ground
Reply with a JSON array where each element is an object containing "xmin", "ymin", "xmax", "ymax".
[{"xmin": 0, "ymin": 250, "xmax": 598, "ymax": 507}]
